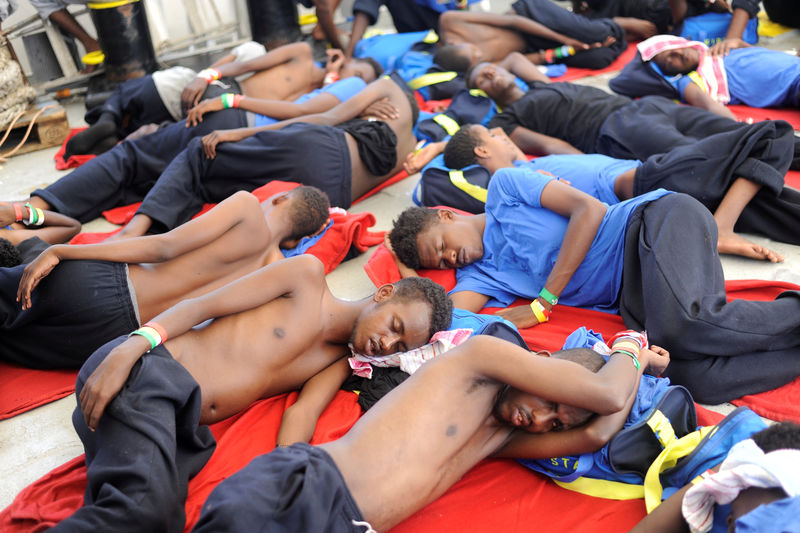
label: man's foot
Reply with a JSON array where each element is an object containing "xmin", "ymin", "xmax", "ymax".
[
  {"xmin": 64, "ymin": 120, "xmax": 117, "ymax": 159},
  {"xmin": 717, "ymin": 231, "xmax": 784, "ymax": 262}
]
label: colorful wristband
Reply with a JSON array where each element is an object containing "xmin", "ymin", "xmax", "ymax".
[
  {"xmin": 530, "ymin": 299, "xmax": 550, "ymax": 324},
  {"xmin": 144, "ymin": 321, "xmax": 168, "ymax": 344},
  {"xmin": 612, "ymin": 348, "xmax": 640, "ymax": 371},
  {"xmin": 538, "ymin": 287, "xmax": 558, "ymax": 306},
  {"xmin": 233, "ymin": 94, "xmax": 242, "ymax": 108},
  {"xmin": 23, "ymin": 203, "xmax": 41, "ymax": 226},
  {"xmin": 197, "ymin": 68, "xmax": 220, "ymax": 83},
  {"xmin": 34, "ymin": 208, "xmax": 44, "ymax": 226},
  {"xmin": 129, "ymin": 326, "xmax": 162, "ymax": 351},
  {"xmin": 13, "ymin": 203, "xmax": 23, "ymax": 222},
  {"xmin": 220, "ymin": 93, "xmax": 235, "ymax": 109},
  {"xmin": 323, "ymin": 71, "xmax": 339, "ymax": 85}
]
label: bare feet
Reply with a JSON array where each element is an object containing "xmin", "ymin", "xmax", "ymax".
[{"xmin": 717, "ymin": 231, "xmax": 784, "ymax": 262}]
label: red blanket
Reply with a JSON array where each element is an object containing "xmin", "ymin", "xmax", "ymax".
[
  {"xmin": 551, "ymin": 42, "xmax": 639, "ymax": 82},
  {"xmin": 365, "ymin": 244, "xmax": 800, "ymax": 422},
  {"xmin": 0, "ymin": 387, "xmax": 724, "ymax": 533},
  {"xmin": 53, "ymin": 128, "xmax": 96, "ymax": 170}
]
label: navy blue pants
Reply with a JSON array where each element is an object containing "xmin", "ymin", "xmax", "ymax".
[
  {"xmin": 135, "ymin": 123, "xmax": 352, "ymax": 233},
  {"xmin": 511, "ymin": 0, "xmax": 626, "ymax": 69},
  {"xmin": 0, "ymin": 261, "xmax": 139, "ymax": 369},
  {"xmin": 52, "ymin": 338, "xmax": 216, "ymax": 533},
  {"xmin": 634, "ymin": 118, "xmax": 800, "ymax": 245},
  {"xmin": 84, "ymin": 75, "xmax": 172, "ymax": 136},
  {"xmin": 34, "ymin": 83, "xmax": 247, "ymax": 223},
  {"xmin": 353, "ymin": 0, "xmax": 441, "ymax": 32},
  {"xmin": 193, "ymin": 443, "xmax": 368, "ymax": 533},
  {"xmin": 619, "ymin": 194, "xmax": 800, "ymax": 404}
]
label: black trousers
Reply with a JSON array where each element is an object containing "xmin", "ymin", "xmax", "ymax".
[
  {"xmin": 634, "ymin": 119, "xmax": 800, "ymax": 245},
  {"xmin": 136, "ymin": 123, "xmax": 353, "ymax": 233},
  {"xmin": 84, "ymin": 75, "xmax": 172, "ymax": 136},
  {"xmin": 34, "ymin": 83, "xmax": 247, "ymax": 222},
  {"xmin": 52, "ymin": 338, "xmax": 216, "ymax": 533},
  {"xmin": 619, "ymin": 194, "xmax": 800, "ymax": 404},
  {"xmin": 512, "ymin": 0, "xmax": 627, "ymax": 69},
  {"xmin": 0, "ymin": 261, "xmax": 139, "ymax": 369},
  {"xmin": 193, "ymin": 443, "xmax": 367, "ymax": 533}
]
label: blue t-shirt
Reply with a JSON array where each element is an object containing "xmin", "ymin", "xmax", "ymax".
[
  {"xmin": 452, "ymin": 167, "xmax": 670, "ymax": 310},
  {"xmin": 517, "ymin": 155, "xmax": 640, "ymax": 206},
  {"xmin": 253, "ymin": 77, "xmax": 367, "ymax": 127},
  {"xmin": 657, "ymin": 47, "xmax": 800, "ymax": 108},
  {"xmin": 735, "ymin": 496, "xmax": 800, "ymax": 533}
]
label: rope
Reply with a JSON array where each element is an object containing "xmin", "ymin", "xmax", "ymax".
[{"xmin": 0, "ymin": 104, "xmax": 56, "ymax": 163}]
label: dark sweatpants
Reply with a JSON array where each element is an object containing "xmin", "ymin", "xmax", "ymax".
[
  {"xmin": 193, "ymin": 443, "xmax": 368, "ymax": 533},
  {"xmin": 52, "ymin": 338, "xmax": 216, "ymax": 533},
  {"xmin": 619, "ymin": 194, "xmax": 800, "ymax": 404},
  {"xmin": 0, "ymin": 261, "xmax": 139, "ymax": 369},
  {"xmin": 511, "ymin": 0, "xmax": 627, "ymax": 69},
  {"xmin": 34, "ymin": 83, "xmax": 247, "ymax": 223},
  {"xmin": 84, "ymin": 75, "xmax": 173, "ymax": 136},
  {"xmin": 135, "ymin": 122, "xmax": 352, "ymax": 233},
  {"xmin": 633, "ymin": 119, "xmax": 800, "ymax": 245}
]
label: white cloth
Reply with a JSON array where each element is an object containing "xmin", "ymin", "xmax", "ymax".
[
  {"xmin": 681, "ymin": 438, "xmax": 800, "ymax": 533},
  {"xmin": 151, "ymin": 66, "xmax": 197, "ymax": 121},
  {"xmin": 29, "ymin": 0, "xmax": 86, "ymax": 19}
]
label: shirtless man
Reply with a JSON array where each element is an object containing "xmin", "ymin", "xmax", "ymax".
[
  {"xmin": 2, "ymin": 187, "xmax": 329, "ymax": 369},
  {"xmin": 191, "ymin": 333, "xmax": 657, "ymax": 532},
  {"xmin": 49, "ymin": 254, "xmax": 451, "ymax": 531},
  {"xmin": 108, "ymin": 76, "xmax": 421, "ymax": 238},
  {"xmin": 437, "ymin": 0, "xmax": 625, "ymax": 71},
  {"xmin": 17, "ymin": 43, "xmax": 381, "ymax": 224}
]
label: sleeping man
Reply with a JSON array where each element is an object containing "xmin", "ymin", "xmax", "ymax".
[
  {"xmin": 610, "ymin": 35, "xmax": 800, "ymax": 120},
  {"xmin": 387, "ymin": 140, "xmax": 800, "ymax": 404},
  {"xmin": 192, "ymin": 331, "xmax": 662, "ymax": 532}
]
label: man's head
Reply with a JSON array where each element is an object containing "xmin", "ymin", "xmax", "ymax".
[
  {"xmin": 350, "ymin": 277, "xmax": 453, "ymax": 356},
  {"xmin": 0, "ymin": 238, "xmax": 22, "ymax": 268},
  {"xmin": 434, "ymin": 43, "xmax": 483, "ymax": 73},
  {"xmin": 389, "ymin": 207, "xmax": 484, "ymax": 270},
  {"xmin": 341, "ymin": 57, "xmax": 383, "ymax": 83},
  {"xmin": 494, "ymin": 348, "xmax": 605, "ymax": 433},
  {"xmin": 444, "ymin": 124, "xmax": 519, "ymax": 173},
  {"xmin": 651, "ymin": 47, "xmax": 700, "ymax": 76},
  {"xmin": 271, "ymin": 186, "xmax": 330, "ymax": 248},
  {"xmin": 724, "ymin": 422, "xmax": 800, "ymax": 531},
  {"xmin": 467, "ymin": 62, "xmax": 518, "ymax": 102}
]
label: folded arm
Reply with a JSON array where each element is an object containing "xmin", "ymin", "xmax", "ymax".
[{"xmin": 509, "ymin": 126, "xmax": 583, "ymax": 155}]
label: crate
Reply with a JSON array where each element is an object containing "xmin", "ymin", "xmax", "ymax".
[{"xmin": 0, "ymin": 104, "xmax": 69, "ymax": 158}]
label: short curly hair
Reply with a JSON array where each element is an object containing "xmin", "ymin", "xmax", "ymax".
[
  {"xmin": 354, "ymin": 56, "xmax": 384, "ymax": 80},
  {"xmin": 433, "ymin": 45, "xmax": 472, "ymax": 73},
  {"xmin": 392, "ymin": 277, "xmax": 453, "ymax": 340},
  {"xmin": 389, "ymin": 207, "xmax": 440, "ymax": 270},
  {"xmin": 751, "ymin": 422, "xmax": 800, "ymax": 453},
  {"xmin": 0, "ymin": 238, "xmax": 22, "ymax": 268},
  {"xmin": 288, "ymin": 186, "xmax": 331, "ymax": 242},
  {"xmin": 443, "ymin": 125, "xmax": 481, "ymax": 169}
]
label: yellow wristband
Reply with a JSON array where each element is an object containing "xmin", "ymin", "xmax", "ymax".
[{"xmin": 530, "ymin": 300, "xmax": 549, "ymax": 324}]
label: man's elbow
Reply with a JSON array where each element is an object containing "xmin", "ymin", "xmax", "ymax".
[{"xmin": 583, "ymin": 421, "xmax": 616, "ymax": 449}]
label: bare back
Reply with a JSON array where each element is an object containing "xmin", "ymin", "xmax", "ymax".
[
  {"xmin": 348, "ymin": 82, "xmax": 420, "ymax": 200},
  {"xmin": 129, "ymin": 198, "xmax": 277, "ymax": 321},
  {"xmin": 240, "ymin": 47, "xmax": 322, "ymax": 102},
  {"xmin": 442, "ymin": 20, "xmax": 528, "ymax": 62},
  {"xmin": 321, "ymin": 351, "xmax": 513, "ymax": 531},
  {"xmin": 164, "ymin": 272, "xmax": 345, "ymax": 424}
]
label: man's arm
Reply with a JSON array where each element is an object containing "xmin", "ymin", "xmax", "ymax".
[
  {"xmin": 450, "ymin": 290, "xmax": 490, "ymax": 313},
  {"xmin": 312, "ymin": 0, "xmax": 345, "ymax": 51},
  {"xmin": 509, "ymin": 126, "xmax": 583, "ymax": 155},
  {"xmin": 0, "ymin": 203, "xmax": 81, "ymax": 246},
  {"xmin": 345, "ymin": 10, "xmax": 372, "ymax": 59},
  {"xmin": 468, "ymin": 335, "xmax": 645, "ymax": 415},
  {"xmin": 200, "ymin": 77, "xmax": 399, "ymax": 158},
  {"xmin": 629, "ymin": 483, "xmax": 693, "ymax": 532},
  {"xmin": 498, "ymin": 52, "xmax": 550, "ymax": 85},
  {"xmin": 181, "ymin": 42, "xmax": 312, "ymax": 110},
  {"xmin": 495, "ymin": 178, "xmax": 606, "ymax": 328},
  {"xmin": 186, "ymin": 92, "xmax": 344, "ymax": 127},
  {"xmin": 276, "ymin": 358, "xmax": 351, "ymax": 445},
  {"xmin": 682, "ymin": 82, "xmax": 737, "ymax": 120},
  {"xmin": 16, "ymin": 192, "xmax": 262, "ymax": 308},
  {"xmin": 78, "ymin": 254, "xmax": 326, "ymax": 430}
]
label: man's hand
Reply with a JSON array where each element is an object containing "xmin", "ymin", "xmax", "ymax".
[
  {"xmin": 181, "ymin": 78, "xmax": 210, "ymax": 114},
  {"xmin": 187, "ymin": 97, "xmax": 224, "ymax": 127},
  {"xmin": 403, "ymin": 141, "xmax": 444, "ymax": 175},
  {"xmin": 201, "ymin": 128, "xmax": 249, "ymax": 159},
  {"xmin": 79, "ymin": 336, "xmax": 150, "ymax": 431},
  {"xmin": 709, "ymin": 38, "xmax": 747, "ymax": 56},
  {"xmin": 642, "ymin": 345, "xmax": 670, "ymax": 377},
  {"xmin": 494, "ymin": 303, "xmax": 537, "ymax": 329},
  {"xmin": 362, "ymin": 97, "xmax": 400, "ymax": 121},
  {"xmin": 17, "ymin": 246, "xmax": 63, "ymax": 309},
  {"xmin": 325, "ymin": 49, "xmax": 345, "ymax": 74}
]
